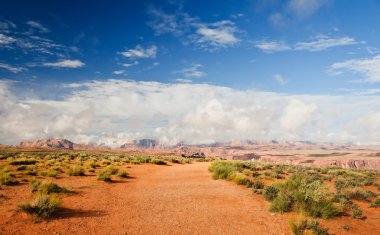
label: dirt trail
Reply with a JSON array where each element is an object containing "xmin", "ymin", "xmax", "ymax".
[{"xmin": 1, "ymin": 162, "xmax": 293, "ymax": 235}]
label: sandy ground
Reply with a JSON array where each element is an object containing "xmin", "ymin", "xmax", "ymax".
[{"xmin": 1, "ymin": 162, "xmax": 379, "ymax": 235}]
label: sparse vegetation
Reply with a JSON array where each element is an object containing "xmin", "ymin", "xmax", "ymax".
[
  {"xmin": 67, "ymin": 165, "xmax": 85, "ymax": 176},
  {"xmin": 19, "ymin": 194, "xmax": 61, "ymax": 219},
  {"xmin": 30, "ymin": 179, "xmax": 69, "ymax": 194}
]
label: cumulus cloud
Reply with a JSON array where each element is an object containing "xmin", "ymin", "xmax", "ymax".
[
  {"xmin": 43, "ymin": 59, "xmax": 85, "ymax": 68},
  {"xmin": 120, "ymin": 45, "xmax": 157, "ymax": 59},
  {"xmin": 1, "ymin": 79, "xmax": 380, "ymax": 146},
  {"xmin": 254, "ymin": 40, "xmax": 290, "ymax": 53},
  {"xmin": 0, "ymin": 63, "xmax": 25, "ymax": 73},
  {"xmin": 328, "ymin": 54, "xmax": 380, "ymax": 83}
]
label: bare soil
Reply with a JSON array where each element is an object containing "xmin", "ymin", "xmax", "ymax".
[{"xmin": 1, "ymin": 162, "xmax": 379, "ymax": 235}]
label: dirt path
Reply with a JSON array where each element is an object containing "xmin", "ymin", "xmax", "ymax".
[{"xmin": 1, "ymin": 162, "xmax": 293, "ymax": 235}]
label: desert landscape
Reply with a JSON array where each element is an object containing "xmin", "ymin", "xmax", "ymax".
[
  {"xmin": 2, "ymin": 0, "xmax": 380, "ymax": 234},
  {"xmin": 0, "ymin": 139, "xmax": 380, "ymax": 234}
]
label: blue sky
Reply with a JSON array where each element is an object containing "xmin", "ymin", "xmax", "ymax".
[{"xmin": 1, "ymin": 0, "xmax": 380, "ymax": 146}]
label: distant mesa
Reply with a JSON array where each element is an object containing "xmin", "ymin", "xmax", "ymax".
[
  {"xmin": 18, "ymin": 138, "xmax": 74, "ymax": 150},
  {"xmin": 17, "ymin": 138, "xmax": 110, "ymax": 150},
  {"xmin": 120, "ymin": 139, "xmax": 159, "ymax": 149}
]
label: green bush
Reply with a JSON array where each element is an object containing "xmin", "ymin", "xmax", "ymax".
[
  {"xmin": 39, "ymin": 170, "xmax": 59, "ymax": 178},
  {"xmin": 344, "ymin": 188, "xmax": 372, "ymax": 202},
  {"xmin": 232, "ymin": 172, "xmax": 249, "ymax": 185},
  {"xmin": 269, "ymin": 192, "xmax": 292, "ymax": 213},
  {"xmin": 0, "ymin": 171, "xmax": 17, "ymax": 185},
  {"xmin": 19, "ymin": 194, "xmax": 61, "ymax": 218},
  {"xmin": 263, "ymin": 185, "xmax": 279, "ymax": 201},
  {"xmin": 8, "ymin": 158, "xmax": 38, "ymax": 165},
  {"xmin": 30, "ymin": 180, "xmax": 69, "ymax": 194},
  {"xmin": 67, "ymin": 165, "xmax": 85, "ymax": 176},
  {"xmin": 117, "ymin": 171, "xmax": 129, "ymax": 178},
  {"xmin": 209, "ymin": 162, "xmax": 237, "ymax": 180},
  {"xmin": 290, "ymin": 219, "xmax": 308, "ymax": 235},
  {"xmin": 151, "ymin": 159, "xmax": 167, "ymax": 165},
  {"xmin": 97, "ymin": 170, "xmax": 112, "ymax": 182},
  {"xmin": 252, "ymin": 180, "xmax": 264, "ymax": 189},
  {"xmin": 290, "ymin": 219, "xmax": 329, "ymax": 235}
]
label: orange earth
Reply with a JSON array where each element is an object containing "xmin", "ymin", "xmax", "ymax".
[{"xmin": 1, "ymin": 162, "xmax": 379, "ymax": 235}]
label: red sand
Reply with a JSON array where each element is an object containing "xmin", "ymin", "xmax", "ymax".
[{"xmin": 0, "ymin": 162, "xmax": 379, "ymax": 234}]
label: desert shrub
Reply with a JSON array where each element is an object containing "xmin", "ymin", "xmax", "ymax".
[
  {"xmin": 151, "ymin": 159, "xmax": 167, "ymax": 165},
  {"xmin": 290, "ymin": 219, "xmax": 308, "ymax": 235},
  {"xmin": 370, "ymin": 197, "xmax": 380, "ymax": 208},
  {"xmin": 30, "ymin": 180, "xmax": 69, "ymax": 194},
  {"xmin": 290, "ymin": 219, "xmax": 329, "ymax": 235},
  {"xmin": 252, "ymin": 180, "xmax": 264, "ymax": 189},
  {"xmin": 270, "ymin": 171, "xmax": 284, "ymax": 179},
  {"xmin": 269, "ymin": 192, "xmax": 292, "ymax": 213},
  {"xmin": 97, "ymin": 170, "xmax": 112, "ymax": 182},
  {"xmin": 117, "ymin": 171, "xmax": 129, "ymax": 178},
  {"xmin": 309, "ymin": 220, "xmax": 329, "ymax": 235},
  {"xmin": 242, "ymin": 169, "xmax": 251, "ymax": 176},
  {"xmin": 0, "ymin": 171, "xmax": 17, "ymax": 185},
  {"xmin": 268, "ymin": 174, "xmax": 338, "ymax": 219},
  {"xmin": 67, "ymin": 165, "xmax": 85, "ymax": 176},
  {"xmin": 104, "ymin": 165, "xmax": 118, "ymax": 174},
  {"xmin": 263, "ymin": 185, "xmax": 279, "ymax": 201},
  {"xmin": 88, "ymin": 161, "xmax": 100, "ymax": 169},
  {"xmin": 19, "ymin": 194, "xmax": 61, "ymax": 218},
  {"xmin": 350, "ymin": 203, "xmax": 366, "ymax": 219},
  {"xmin": 39, "ymin": 169, "xmax": 59, "ymax": 178},
  {"xmin": 229, "ymin": 172, "xmax": 248, "ymax": 185},
  {"xmin": 170, "ymin": 158, "xmax": 181, "ymax": 164},
  {"xmin": 8, "ymin": 158, "xmax": 38, "ymax": 165},
  {"xmin": 344, "ymin": 188, "xmax": 372, "ymax": 202},
  {"xmin": 209, "ymin": 161, "xmax": 237, "ymax": 180},
  {"xmin": 252, "ymin": 171, "xmax": 261, "ymax": 177}
]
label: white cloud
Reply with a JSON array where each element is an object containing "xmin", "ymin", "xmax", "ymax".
[
  {"xmin": 0, "ymin": 33, "xmax": 16, "ymax": 45},
  {"xmin": 280, "ymin": 99, "xmax": 316, "ymax": 133},
  {"xmin": 287, "ymin": 0, "xmax": 330, "ymax": 18},
  {"xmin": 273, "ymin": 74, "xmax": 288, "ymax": 85},
  {"xmin": 112, "ymin": 70, "xmax": 125, "ymax": 75},
  {"xmin": 43, "ymin": 59, "xmax": 85, "ymax": 68},
  {"xmin": 254, "ymin": 36, "xmax": 358, "ymax": 53},
  {"xmin": 294, "ymin": 36, "xmax": 359, "ymax": 51},
  {"xmin": 1, "ymin": 79, "xmax": 380, "ymax": 146},
  {"xmin": 0, "ymin": 63, "xmax": 25, "ymax": 73},
  {"xmin": 120, "ymin": 45, "xmax": 157, "ymax": 59},
  {"xmin": 193, "ymin": 20, "xmax": 239, "ymax": 50},
  {"xmin": 149, "ymin": 7, "xmax": 240, "ymax": 51},
  {"xmin": 179, "ymin": 64, "xmax": 206, "ymax": 78},
  {"xmin": 122, "ymin": 61, "xmax": 139, "ymax": 67},
  {"xmin": 328, "ymin": 55, "xmax": 380, "ymax": 83},
  {"xmin": 26, "ymin": 21, "xmax": 50, "ymax": 33},
  {"xmin": 254, "ymin": 40, "xmax": 290, "ymax": 53}
]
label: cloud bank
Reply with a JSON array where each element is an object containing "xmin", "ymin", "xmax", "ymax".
[{"xmin": 1, "ymin": 79, "xmax": 380, "ymax": 147}]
